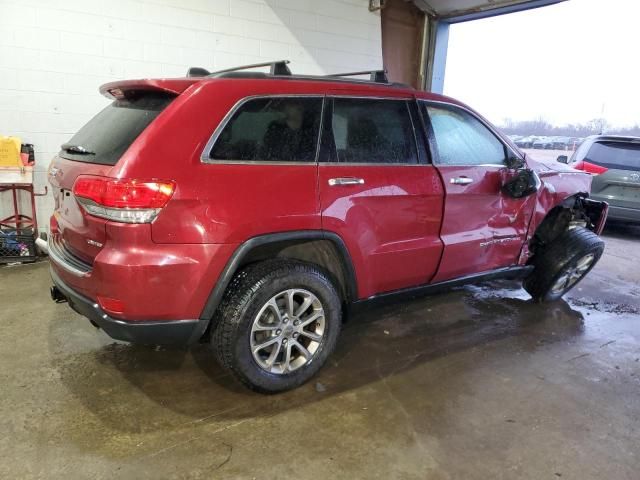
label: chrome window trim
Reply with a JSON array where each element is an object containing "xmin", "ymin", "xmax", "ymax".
[
  {"xmin": 200, "ymin": 93, "xmax": 420, "ymax": 166},
  {"xmin": 320, "ymin": 162, "xmax": 430, "ymax": 167},
  {"xmin": 200, "ymin": 160, "xmax": 318, "ymax": 166},
  {"xmin": 419, "ymin": 99, "xmax": 523, "ymax": 168},
  {"xmin": 200, "ymin": 94, "xmax": 325, "ymax": 164},
  {"xmin": 328, "ymin": 94, "xmax": 415, "ymax": 100}
]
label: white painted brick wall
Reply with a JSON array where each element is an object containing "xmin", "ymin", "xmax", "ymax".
[{"xmin": 0, "ymin": 0, "xmax": 382, "ymax": 230}]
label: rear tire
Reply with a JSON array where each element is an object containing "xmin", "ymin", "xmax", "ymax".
[
  {"xmin": 211, "ymin": 259, "xmax": 342, "ymax": 393},
  {"xmin": 524, "ymin": 227, "xmax": 604, "ymax": 302}
]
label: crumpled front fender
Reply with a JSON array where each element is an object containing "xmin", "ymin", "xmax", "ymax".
[{"xmin": 518, "ymin": 170, "xmax": 607, "ymax": 263}]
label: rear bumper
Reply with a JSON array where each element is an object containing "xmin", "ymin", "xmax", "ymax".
[
  {"xmin": 51, "ymin": 267, "xmax": 207, "ymax": 346},
  {"xmin": 597, "ymin": 203, "xmax": 640, "ymax": 223},
  {"xmin": 47, "ymin": 225, "xmax": 236, "ymax": 322},
  {"xmin": 579, "ymin": 197, "xmax": 609, "ymax": 235},
  {"xmin": 589, "ymin": 193, "xmax": 639, "ymax": 223}
]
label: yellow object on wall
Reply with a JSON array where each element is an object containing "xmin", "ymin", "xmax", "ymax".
[{"xmin": 0, "ymin": 136, "xmax": 22, "ymax": 167}]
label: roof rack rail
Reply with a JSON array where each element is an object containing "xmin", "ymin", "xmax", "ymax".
[
  {"xmin": 186, "ymin": 61, "xmax": 395, "ymax": 86},
  {"xmin": 186, "ymin": 60, "xmax": 292, "ymax": 78},
  {"xmin": 213, "ymin": 60, "xmax": 292, "ymax": 76},
  {"xmin": 326, "ymin": 69, "xmax": 389, "ymax": 83}
]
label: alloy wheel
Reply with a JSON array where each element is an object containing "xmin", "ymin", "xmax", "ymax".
[
  {"xmin": 250, "ymin": 289, "xmax": 326, "ymax": 374},
  {"xmin": 550, "ymin": 253, "xmax": 595, "ymax": 295}
]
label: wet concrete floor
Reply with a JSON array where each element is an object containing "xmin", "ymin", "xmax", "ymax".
[{"xmin": 1, "ymin": 223, "xmax": 639, "ymax": 479}]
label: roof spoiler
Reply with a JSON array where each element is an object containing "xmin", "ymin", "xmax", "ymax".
[
  {"xmin": 187, "ymin": 67, "xmax": 211, "ymax": 77},
  {"xmin": 99, "ymin": 78, "xmax": 199, "ymax": 99}
]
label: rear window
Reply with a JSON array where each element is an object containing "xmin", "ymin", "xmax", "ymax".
[
  {"xmin": 59, "ymin": 92, "xmax": 174, "ymax": 166},
  {"xmin": 585, "ymin": 141, "xmax": 640, "ymax": 172}
]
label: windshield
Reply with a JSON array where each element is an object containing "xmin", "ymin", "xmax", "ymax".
[
  {"xmin": 585, "ymin": 141, "xmax": 640, "ymax": 172},
  {"xmin": 59, "ymin": 92, "xmax": 174, "ymax": 165}
]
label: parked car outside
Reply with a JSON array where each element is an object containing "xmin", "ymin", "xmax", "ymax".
[
  {"xmin": 45, "ymin": 61, "xmax": 609, "ymax": 392},
  {"xmin": 559, "ymin": 135, "xmax": 640, "ymax": 223},
  {"xmin": 570, "ymin": 137, "xmax": 584, "ymax": 150},
  {"xmin": 552, "ymin": 136, "xmax": 572, "ymax": 150},
  {"xmin": 515, "ymin": 136, "xmax": 536, "ymax": 148},
  {"xmin": 533, "ymin": 137, "xmax": 554, "ymax": 149}
]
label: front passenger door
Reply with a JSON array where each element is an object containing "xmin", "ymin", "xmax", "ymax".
[{"xmin": 422, "ymin": 102, "xmax": 536, "ymax": 283}]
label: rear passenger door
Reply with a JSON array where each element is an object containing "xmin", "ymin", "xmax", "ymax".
[{"xmin": 318, "ymin": 96, "xmax": 445, "ymax": 298}]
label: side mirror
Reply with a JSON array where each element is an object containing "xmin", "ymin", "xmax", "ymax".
[
  {"xmin": 502, "ymin": 169, "xmax": 541, "ymax": 199},
  {"xmin": 557, "ymin": 155, "xmax": 569, "ymax": 164},
  {"xmin": 506, "ymin": 155, "xmax": 525, "ymax": 170}
]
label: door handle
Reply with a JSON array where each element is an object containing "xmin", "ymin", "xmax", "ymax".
[
  {"xmin": 450, "ymin": 176, "xmax": 473, "ymax": 185},
  {"xmin": 328, "ymin": 177, "xmax": 365, "ymax": 186}
]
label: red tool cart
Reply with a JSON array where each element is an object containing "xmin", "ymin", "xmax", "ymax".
[{"xmin": 0, "ymin": 166, "xmax": 47, "ymax": 263}]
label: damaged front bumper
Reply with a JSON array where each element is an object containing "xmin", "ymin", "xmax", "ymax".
[{"xmin": 580, "ymin": 197, "xmax": 609, "ymax": 235}]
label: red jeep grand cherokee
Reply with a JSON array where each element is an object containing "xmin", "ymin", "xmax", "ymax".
[{"xmin": 47, "ymin": 61, "xmax": 608, "ymax": 392}]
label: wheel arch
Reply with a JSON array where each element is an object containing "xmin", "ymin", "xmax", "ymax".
[
  {"xmin": 199, "ymin": 230, "xmax": 358, "ymax": 325},
  {"xmin": 527, "ymin": 192, "xmax": 608, "ymax": 260}
]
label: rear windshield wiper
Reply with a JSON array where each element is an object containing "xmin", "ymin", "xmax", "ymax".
[{"xmin": 61, "ymin": 143, "xmax": 96, "ymax": 155}]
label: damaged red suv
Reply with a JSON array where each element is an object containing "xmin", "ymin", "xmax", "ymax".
[{"xmin": 47, "ymin": 61, "xmax": 608, "ymax": 392}]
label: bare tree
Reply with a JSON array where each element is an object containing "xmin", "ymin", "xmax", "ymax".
[{"xmin": 499, "ymin": 117, "xmax": 640, "ymax": 137}]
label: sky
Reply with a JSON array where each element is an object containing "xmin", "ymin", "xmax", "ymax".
[{"xmin": 444, "ymin": 0, "xmax": 640, "ymax": 128}]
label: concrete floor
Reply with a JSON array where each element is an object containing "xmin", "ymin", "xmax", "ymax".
[{"xmin": 1, "ymin": 224, "xmax": 639, "ymax": 479}]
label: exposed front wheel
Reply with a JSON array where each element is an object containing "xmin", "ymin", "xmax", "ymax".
[
  {"xmin": 524, "ymin": 227, "xmax": 604, "ymax": 302},
  {"xmin": 211, "ymin": 260, "xmax": 342, "ymax": 393}
]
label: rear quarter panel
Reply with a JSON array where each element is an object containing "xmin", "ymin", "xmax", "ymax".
[{"xmin": 110, "ymin": 79, "xmax": 325, "ymax": 244}]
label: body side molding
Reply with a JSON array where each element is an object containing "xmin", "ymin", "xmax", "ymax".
[{"xmin": 351, "ymin": 265, "xmax": 534, "ymax": 312}]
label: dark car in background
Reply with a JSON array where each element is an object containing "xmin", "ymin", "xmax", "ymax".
[
  {"xmin": 533, "ymin": 137, "xmax": 554, "ymax": 149},
  {"xmin": 515, "ymin": 136, "xmax": 536, "ymax": 148},
  {"xmin": 559, "ymin": 135, "xmax": 640, "ymax": 223},
  {"xmin": 554, "ymin": 137, "xmax": 583, "ymax": 150},
  {"xmin": 552, "ymin": 136, "xmax": 572, "ymax": 150}
]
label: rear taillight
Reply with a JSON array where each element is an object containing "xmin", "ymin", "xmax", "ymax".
[
  {"xmin": 72, "ymin": 175, "xmax": 175, "ymax": 223},
  {"xmin": 574, "ymin": 160, "xmax": 608, "ymax": 175},
  {"xmin": 50, "ymin": 214, "xmax": 60, "ymax": 234}
]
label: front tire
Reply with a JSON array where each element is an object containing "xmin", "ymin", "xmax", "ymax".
[
  {"xmin": 211, "ymin": 260, "xmax": 342, "ymax": 393},
  {"xmin": 524, "ymin": 227, "xmax": 604, "ymax": 302}
]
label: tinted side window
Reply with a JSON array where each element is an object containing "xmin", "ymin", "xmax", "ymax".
[
  {"xmin": 211, "ymin": 97, "xmax": 322, "ymax": 162},
  {"xmin": 330, "ymin": 98, "xmax": 418, "ymax": 164},
  {"xmin": 425, "ymin": 103, "xmax": 506, "ymax": 166}
]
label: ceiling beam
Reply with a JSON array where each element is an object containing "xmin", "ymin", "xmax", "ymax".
[
  {"xmin": 410, "ymin": 0, "xmax": 566, "ymax": 22},
  {"xmin": 410, "ymin": 0, "xmax": 437, "ymax": 16},
  {"xmin": 443, "ymin": 0, "xmax": 566, "ymax": 23}
]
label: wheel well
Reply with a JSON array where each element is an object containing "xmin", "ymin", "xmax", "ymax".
[
  {"xmin": 198, "ymin": 233, "xmax": 357, "ymax": 342},
  {"xmin": 239, "ymin": 238, "xmax": 353, "ymax": 303},
  {"xmin": 529, "ymin": 194, "xmax": 601, "ymax": 258}
]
